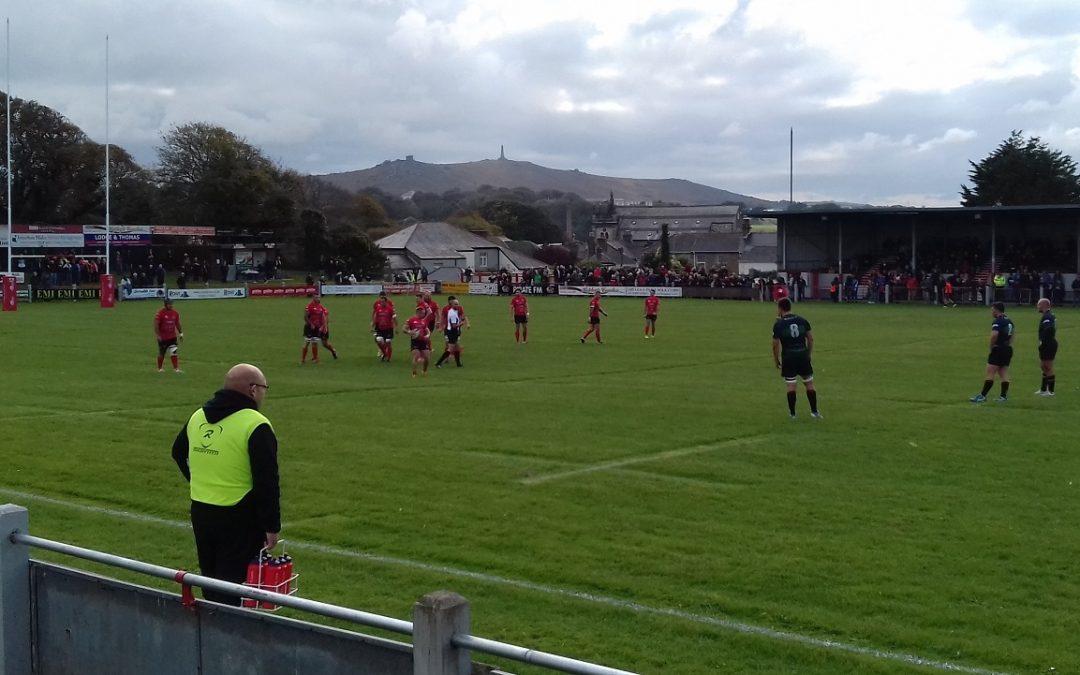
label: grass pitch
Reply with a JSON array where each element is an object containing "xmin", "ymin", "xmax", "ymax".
[{"xmin": 1, "ymin": 295, "xmax": 1078, "ymax": 673}]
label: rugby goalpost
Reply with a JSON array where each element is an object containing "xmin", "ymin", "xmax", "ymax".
[{"xmin": 3, "ymin": 24, "xmax": 115, "ymax": 309}]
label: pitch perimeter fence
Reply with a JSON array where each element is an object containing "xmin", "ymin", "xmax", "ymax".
[
  {"xmin": 0, "ymin": 504, "xmax": 635, "ymax": 675},
  {"xmin": 6, "ymin": 274, "xmax": 1076, "ymax": 307}
]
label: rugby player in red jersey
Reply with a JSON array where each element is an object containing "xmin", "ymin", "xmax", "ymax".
[
  {"xmin": 405, "ymin": 305, "xmax": 432, "ymax": 377},
  {"xmin": 643, "ymin": 289, "xmax": 660, "ymax": 338},
  {"xmin": 580, "ymin": 291, "xmax": 607, "ymax": 344},
  {"xmin": 419, "ymin": 292, "xmax": 440, "ymax": 334},
  {"xmin": 301, "ymin": 295, "xmax": 337, "ymax": 364},
  {"xmin": 154, "ymin": 298, "xmax": 184, "ymax": 373},
  {"xmin": 371, "ymin": 291, "xmax": 397, "ymax": 362},
  {"xmin": 510, "ymin": 291, "xmax": 529, "ymax": 343},
  {"xmin": 436, "ymin": 297, "xmax": 469, "ymax": 368}
]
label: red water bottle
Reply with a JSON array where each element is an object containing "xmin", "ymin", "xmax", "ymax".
[
  {"xmin": 243, "ymin": 557, "xmax": 260, "ymax": 608},
  {"xmin": 260, "ymin": 557, "xmax": 281, "ymax": 609}
]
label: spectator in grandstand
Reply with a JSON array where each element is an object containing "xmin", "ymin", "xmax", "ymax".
[{"xmin": 171, "ymin": 363, "xmax": 280, "ymax": 605}]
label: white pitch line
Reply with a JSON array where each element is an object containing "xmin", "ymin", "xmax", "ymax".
[
  {"xmin": 520, "ymin": 435, "xmax": 770, "ymax": 486},
  {"xmin": 0, "ymin": 487, "xmax": 1006, "ymax": 675}
]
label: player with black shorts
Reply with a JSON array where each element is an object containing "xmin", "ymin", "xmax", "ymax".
[
  {"xmin": 580, "ymin": 291, "xmax": 607, "ymax": 344},
  {"xmin": 300, "ymin": 295, "xmax": 337, "ymax": 364},
  {"xmin": 971, "ymin": 302, "xmax": 1014, "ymax": 403},
  {"xmin": 405, "ymin": 305, "xmax": 432, "ymax": 378},
  {"xmin": 435, "ymin": 297, "xmax": 469, "ymax": 368},
  {"xmin": 1036, "ymin": 298, "xmax": 1057, "ymax": 397},
  {"xmin": 511, "ymin": 291, "xmax": 529, "ymax": 343},
  {"xmin": 372, "ymin": 291, "xmax": 397, "ymax": 362},
  {"xmin": 644, "ymin": 289, "xmax": 660, "ymax": 338},
  {"xmin": 154, "ymin": 298, "xmax": 183, "ymax": 373},
  {"xmin": 772, "ymin": 298, "xmax": 820, "ymax": 419}
]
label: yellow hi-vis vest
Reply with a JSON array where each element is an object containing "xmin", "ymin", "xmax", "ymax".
[{"xmin": 186, "ymin": 407, "xmax": 271, "ymax": 506}]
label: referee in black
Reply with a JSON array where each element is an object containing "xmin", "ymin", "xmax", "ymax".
[
  {"xmin": 1036, "ymin": 298, "xmax": 1058, "ymax": 396},
  {"xmin": 171, "ymin": 363, "xmax": 280, "ymax": 604}
]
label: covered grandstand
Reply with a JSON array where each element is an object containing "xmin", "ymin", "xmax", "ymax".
[{"xmin": 751, "ymin": 204, "xmax": 1080, "ymax": 300}]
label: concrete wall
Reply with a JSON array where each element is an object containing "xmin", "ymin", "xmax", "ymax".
[{"xmin": 30, "ymin": 562, "xmax": 417, "ymax": 675}]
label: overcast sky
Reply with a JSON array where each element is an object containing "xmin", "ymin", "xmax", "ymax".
[{"xmin": 6, "ymin": 0, "xmax": 1080, "ymax": 206}]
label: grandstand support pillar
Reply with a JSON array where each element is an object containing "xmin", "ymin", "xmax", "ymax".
[
  {"xmin": 0, "ymin": 504, "xmax": 31, "ymax": 675},
  {"xmin": 413, "ymin": 591, "xmax": 471, "ymax": 675},
  {"xmin": 910, "ymin": 219, "xmax": 917, "ymax": 272},
  {"xmin": 781, "ymin": 221, "xmax": 787, "ymax": 270},
  {"xmin": 990, "ymin": 217, "xmax": 996, "ymax": 278}
]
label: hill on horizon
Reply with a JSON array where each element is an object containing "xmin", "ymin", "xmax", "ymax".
[{"xmin": 314, "ymin": 156, "xmax": 779, "ymax": 208}]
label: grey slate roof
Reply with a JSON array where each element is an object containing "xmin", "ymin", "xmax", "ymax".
[
  {"xmin": 616, "ymin": 205, "xmax": 741, "ymax": 219},
  {"xmin": 376, "ymin": 222, "xmax": 493, "ymax": 260},
  {"xmin": 741, "ymin": 232, "xmax": 777, "ymax": 263},
  {"xmin": 665, "ymin": 233, "xmax": 743, "ymax": 253},
  {"xmin": 376, "ymin": 221, "xmax": 548, "ymax": 270}
]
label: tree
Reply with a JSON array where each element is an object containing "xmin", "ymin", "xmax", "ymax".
[
  {"xmin": 659, "ymin": 223, "xmax": 671, "ymax": 267},
  {"xmin": 330, "ymin": 223, "xmax": 387, "ymax": 278},
  {"xmin": 447, "ymin": 211, "xmax": 501, "ymax": 236},
  {"xmin": 354, "ymin": 194, "xmax": 391, "ymax": 230},
  {"xmin": 156, "ymin": 122, "xmax": 300, "ymax": 230},
  {"xmin": 534, "ymin": 244, "xmax": 577, "ymax": 266},
  {"xmin": 961, "ymin": 131, "xmax": 1080, "ymax": 206},
  {"xmin": 478, "ymin": 200, "xmax": 561, "ymax": 243},
  {"xmin": 0, "ymin": 92, "xmax": 154, "ymax": 223},
  {"xmin": 298, "ymin": 209, "xmax": 329, "ymax": 269}
]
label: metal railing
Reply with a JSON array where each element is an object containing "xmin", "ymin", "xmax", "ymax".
[{"xmin": 8, "ymin": 529, "xmax": 635, "ymax": 675}]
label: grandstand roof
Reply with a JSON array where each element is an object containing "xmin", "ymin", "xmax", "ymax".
[{"xmin": 747, "ymin": 204, "xmax": 1080, "ymax": 219}]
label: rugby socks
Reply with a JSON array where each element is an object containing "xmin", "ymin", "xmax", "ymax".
[
  {"xmin": 980, "ymin": 380, "xmax": 994, "ymax": 396},
  {"xmin": 595, "ymin": 328, "xmax": 602, "ymax": 343},
  {"xmin": 300, "ymin": 345, "xmax": 308, "ymax": 363},
  {"xmin": 786, "ymin": 391, "xmax": 797, "ymax": 415},
  {"xmin": 386, "ymin": 344, "xmax": 392, "ymax": 361},
  {"xmin": 171, "ymin": 355, "xmax": 179, "ymax": 371},
  {"xmin": 454, "ymin": 349, "xmax": 462, "ymax": 367},
  {"xmin": 1047, "ymin": 376, "xmax": 1056, "ymax": 393},
  {"xmin": 156, "ymin": 355, "xmax": 164, "ymax": 369},
  {"xmin": 312, "ymin": 344, "xmax": 319, "ymax": 361},
  {"xmin": 515, "ymin": 328, "xmax": 520, "ymax": 343},
  {"xmin": 1000, "ymin": 381, "xmax": 1010, "ymax": 397},
  {"xmin": 1041, "ymin": 375, "xmax": 1048, "ymax": 392},
  {"xmin": 436, "ymin": 351, "xmax": 450, "ymax": 366},
  {"xmin": 807, "ymin": 390, "xmax": 818, "ymax": 414}
]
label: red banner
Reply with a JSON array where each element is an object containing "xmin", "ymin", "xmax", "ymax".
[
  {"xmin": 2, "ymin": 275, "xmax": 17, "ymax": 311},
  {"xmin": 248, "ymin": 285, "xmax": 319, "ymax": 297},
  {"xmin": 100, "ymin": 274, "xmax": 116, "ymax": 308}
]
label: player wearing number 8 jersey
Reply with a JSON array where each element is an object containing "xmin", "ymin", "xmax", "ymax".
[
  {"xmin": 971, "ymin": 302, "xmax": 1014, "ymax": 403},
  {"xmin": 772, "ymin": 298, "xmax": 820, "ymax": 419}
]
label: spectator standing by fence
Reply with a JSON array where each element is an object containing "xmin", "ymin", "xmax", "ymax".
[{"xmin": 171, "ymin": 364, "xmax": 280, "ymax": 605}]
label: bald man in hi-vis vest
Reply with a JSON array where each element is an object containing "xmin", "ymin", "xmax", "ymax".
[{"xmin": 172, "ymin": 363, "xmax": 280, "ymax": 604}]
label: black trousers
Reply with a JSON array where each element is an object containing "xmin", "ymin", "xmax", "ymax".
[{"xmin": 190, "ymin": 499, "xmax": 265, "ymax": 605}]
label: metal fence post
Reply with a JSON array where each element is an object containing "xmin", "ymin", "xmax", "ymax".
[
  {"xmin": 412, "ymin": 591, "xmax": 470, "ymax": 675},
  {"xmin": 0, "ymin": 504, "xmax": 31, "ymax": 675}
]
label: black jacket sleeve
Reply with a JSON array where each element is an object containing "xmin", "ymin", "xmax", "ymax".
[
  {"xmin": 172, "ymin": 425, "xmax": 190, "ymax": 481},
  {"xmin": 248, "ymin": 423, "xmax": 281, "ymax": 533}
]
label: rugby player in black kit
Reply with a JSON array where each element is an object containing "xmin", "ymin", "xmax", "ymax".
[
  {"xmin": 971, "ymin": 302, "xmax": 1014, "ymax": 403},
  {"xmin": 772, "ymin": 298, "xmax": 821, "ymax": 419}
]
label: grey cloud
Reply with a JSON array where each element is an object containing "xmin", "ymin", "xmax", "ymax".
[{"xmin": 5, "ymin": 1, "xmax": 1079, "ymax": 206}]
